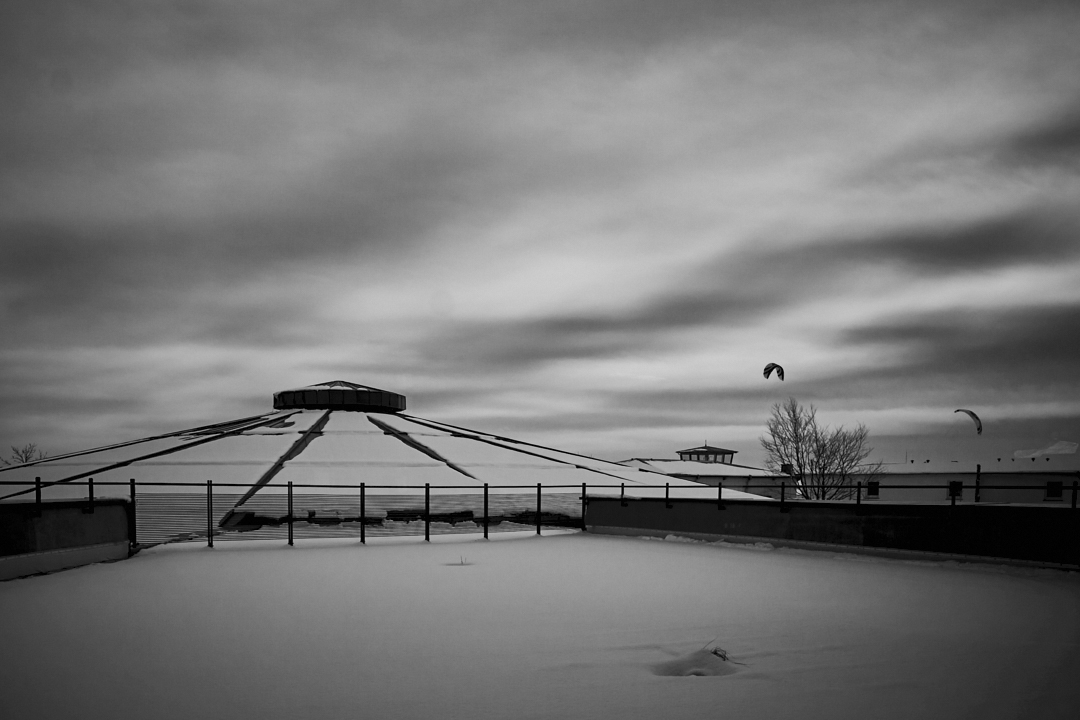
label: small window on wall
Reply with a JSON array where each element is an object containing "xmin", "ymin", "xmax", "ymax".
[{"xmin": 1045, "ymin": 481, "xmax": 1064, "ymax": 502}]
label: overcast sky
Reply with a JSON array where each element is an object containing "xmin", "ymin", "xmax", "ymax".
[{"xmin": 3, "ymin": 0, "xmax": 1079, "ymax": 466}]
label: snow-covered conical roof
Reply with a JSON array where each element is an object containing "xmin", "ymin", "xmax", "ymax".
[{"xmin": 0, "ymin": 382, "xmax": 766, "ymax": 508}]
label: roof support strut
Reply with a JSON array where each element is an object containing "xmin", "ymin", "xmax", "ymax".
[{"xmin": 232, "ymin": 410, "xmax": 333, "ymax": 508}]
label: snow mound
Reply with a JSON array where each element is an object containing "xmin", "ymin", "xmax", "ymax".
[
  {"xmin": 651, "ymin": 648, "xmax": 741, "ymax": 677},
  {"xmin": 655, "ymin": 534, "xmax": 776, "ymax": 551}
]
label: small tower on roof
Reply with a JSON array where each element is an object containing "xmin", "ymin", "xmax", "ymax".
[
  {"xmin": 677, "ymin": 444, "xmax": 737, "ymax": 464},
  {"xmin": 272, "ymin": 381, "xmax": 406, "ymax": 413}
]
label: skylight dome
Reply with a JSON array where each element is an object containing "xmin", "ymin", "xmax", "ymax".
[{"xmin": 272, "ymin": 381, "xmax": 406, "ymax": 413}]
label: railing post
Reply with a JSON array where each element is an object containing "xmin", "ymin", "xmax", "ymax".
[
  {"xmin": 581, "ymin": 483, "xmax": 587, "ymax": 531},
  {"xmin": 207, "ymin": 480, "xmax": 213, "ymax": 548},
  {"xmin": 780, "ymin": 482, "xmax": 786, "ymax": 513},
  {"xmin": 717, "ymin": 480, "xmax": 725, "ymax": 510},
  {"xmin": 620, "ymin": 482, "xmax": 626, "ymax": 507},
  {"xmin": 483, "ymin": 483, "xmax": 489, "ymax": 539},
  {"xmin": 425, "ymin": 483, "xmax": 430, "ymax": 542},
  {"xmin": 856, "ymin": 481, "xmax": 862, "ymax": 511},
  {"xmin": 84, "ymin": 477, "xmax": 95, "ymax": 514},
  {"xmin": 975, "ymin": 463, "xmax": 981, "ymax": 503},
  {"xmin": 35, "ymin": 476, "xmax": 41, "ymax": 517},
  {"xmin": 536, "ymin": 483, "xmax": 542, "ymax": 535},
  {"xmin": 287, "ymin": 481, "xmax": 294, "ymax": 546},
  {"xmin": 360, "ymin": 483, "xmax": 366, "ymax": 544},
  {"xmin": 129, "ymin": 478, "xmax": 137, "ymax": 550},
  {"xmin": 665, "ymin": 483, "xmax": 671, "ymax": 509}
]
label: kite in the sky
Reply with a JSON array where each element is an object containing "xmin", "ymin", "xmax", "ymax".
[
  {"xmin": 763, "ymin": 363, "xmax": 784, "ymax": 381},
  {"xmin": 954, "ymin": 409, "xmax": 982, "ymax": 435}
]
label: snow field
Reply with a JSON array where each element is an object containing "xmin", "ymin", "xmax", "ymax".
[{"xmin": 1, "ymin": 531, "xmax": 1079, "ymax": 719}]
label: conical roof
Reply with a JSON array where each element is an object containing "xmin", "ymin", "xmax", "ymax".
[{"xmin": 0, "ymin": 382, "xmax": 765, "ymax": 507}]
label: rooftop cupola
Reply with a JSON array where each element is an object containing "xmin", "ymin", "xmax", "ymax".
[
  {"xmin": 272, "ymin": 381, "xmax": 406, "ymax": 413},
  {"xmin": 676, "ymin": 444, "xmax": 736, "ymax": 464}
]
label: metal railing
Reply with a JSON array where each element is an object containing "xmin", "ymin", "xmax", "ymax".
[
  {"xmin": 2, "ymin": 473, "xmax": 1077, "ymax": 549},
  {"xmin": 768, "ymin": 476, "xmax": 1080, "ymax": 508},
  {"xmin": 1, "ymin": 478, "xmax": 593, "ymax": 548}
]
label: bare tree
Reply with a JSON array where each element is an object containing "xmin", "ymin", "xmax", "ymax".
[
  {"xmin": 2, "ymin": 443, "xmax": 48, "ymax": 466},
  {"xmin": 760, "ymin": 398, "xmax": 882, "ymax": 500}
]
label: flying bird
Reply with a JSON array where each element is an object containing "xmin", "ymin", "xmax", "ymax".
[
  {"xmin": 763, "ymin": 363, "xmax": 784, "ymax": 381},
  {"xmin": 954, "ymin": 409, "xmax": 982, "ymax": 435}
]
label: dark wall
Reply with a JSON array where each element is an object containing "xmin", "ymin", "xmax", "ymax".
[
  {"xmin": 585, "ymin": 497, "xmax": 1080, "ymax": 567},
  {"xmin": 0, "ymin": 499, "xmax": 133, "ymax": 558},
  {"xmin": 867, "ymin": 472, "xmax": 1079, "ymax": 504}
]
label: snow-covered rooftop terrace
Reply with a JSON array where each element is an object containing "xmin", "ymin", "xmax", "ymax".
[{"xmin": 2, "ymin": 531, "xmax": 1078, "ymax": 719}]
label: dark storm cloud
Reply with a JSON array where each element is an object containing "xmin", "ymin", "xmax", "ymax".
[
  {"xmin": 418, "ymin": 289, "xmax": 770, "ymax": 371},
  {"xmin": 0, "ymin": 346, "xmax": 194, "ymax": 438},
  {"xmin": 735, "ymin": 206, "xmax": 1080, "ymax": 285},
  {"xmin": 0, "ymin": 104, "xmax": 514, "ymax": 351},
  {"xmin": 841, "ymin": 302, "xmax": 1080, "ymax": 382},
  {"xmin": 415, "ymin": 205, "xmax": 1080, "ymax": 378},
  {"xmin": 0, "ymin": 0, "xmax": 749, "ymax": 172},
  {"xmin": 0, "ymin": 386, "xmax": 144, "ymax": 421},
  {"xmin": 0, "ymin": 220, "xmax": 328, "ymax": 348},
  {"xmin": 593, "ymin": 302, "xmax": 1080, "ymax": 430},
  {"xmin": 996, "ymin": 104, "xmax": 1080, "ymax": 169},
  {"xmin": 1, "ymin": 3, "xmax": 295, "ymax": 171},
  {"xmin": 434, "ymin": 408, "xmax": 718, "ymax": 437},
  {"xmin": 4, "ymin": 0, "xmax": 1076, "ymax": 357},
  {"xmin": 3, "ymin": 0, "xmax": 781, "ymax": 354},
  {"xmin": 707, "ymin": 206, "xmax": 1080, "ymax": 305},
  {"xmin": 704, "ymin": 300, "xmax": 1080, "ymax": 415},
  {"xmin": 830, "ymin": 210, "xmax": 1080, "ymax": 275}
]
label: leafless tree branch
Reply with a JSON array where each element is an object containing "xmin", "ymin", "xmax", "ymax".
[
  {"xmin": 760, "ymin": 398, "xmax": 882, "ymax": 500},
  {"xmin": 2, "ymin": 443, "xmax": 48, "ymax": 466}
]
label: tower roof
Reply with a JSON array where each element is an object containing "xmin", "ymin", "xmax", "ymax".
[
  {"xmin": 677, "ymin": 445, "xmax": 737, "ymax": 455},
  {"xmin": 273, "ymin": 381, "xmax": 406, "ymax": 413}
]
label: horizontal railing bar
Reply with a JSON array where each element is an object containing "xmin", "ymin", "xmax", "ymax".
[
  {"xmin": 5, "ymin": 470, "xmax": 1078, "ymax": 480},
  {"xmin": 1, "ymin": 481, "xmax": 609, "ymax": 490},
  {"xmin": 1, "ymin": 482, "xmax": 1071, "ymax": 494},
  {"xmin": 2, "ymin": 478, "xmax": 1073, "ymax": 489}
]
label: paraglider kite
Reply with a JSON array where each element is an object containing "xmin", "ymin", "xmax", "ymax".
[
  {"xmin": 954, "ymin": 409, "xmax": 982, "ymax": 435},
  {"xmin": 763, "ymin": 363, "xmax": 784, "ymax": 381}
]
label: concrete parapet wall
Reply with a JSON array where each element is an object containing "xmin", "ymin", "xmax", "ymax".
[
  {"xmin": 1, "ymin": 499, "xmax": 133, "ymax": 581},
  {"xmin": 585, "ymin": 497, "xmax": 1080, "ymax": 567}
]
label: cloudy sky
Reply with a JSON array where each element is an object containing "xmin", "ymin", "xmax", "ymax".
[{"xmin": 3, "ymin": 0, "xmax": 1079, "ymax": 466}]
